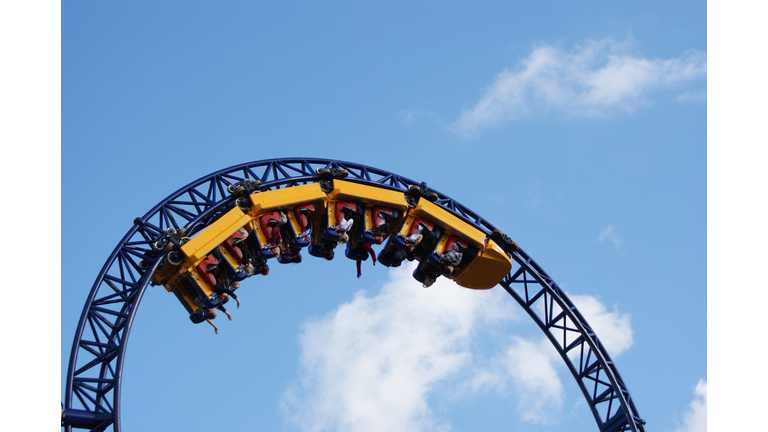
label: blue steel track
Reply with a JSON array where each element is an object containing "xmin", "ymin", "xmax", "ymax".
[{"xmin": 62, "ymin": 158, "xmax": 645, "ymax": 432}]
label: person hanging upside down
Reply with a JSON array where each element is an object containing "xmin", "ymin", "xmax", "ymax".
[
  {"xmin": 368, "ymin": 209, "xmax": 397, "ymax": 244},
  {"xmin": 356, "ymin": 243, "xmax": 377, "ymax": 278},
  {"xmin": 264, "ymin": 211, "xmax": 288, "ymax": 253},
  {"xmin": 440, "ymin": 241, "xmax": 464, "ymax": 277},
  {"xmin": 216, "ymin": 295, "xmax": 233, "ymax": 321},
  {"xmin": 337, "ymin": 214, "xmax": 354, "ymax": 244},
  {"xmin": 212, "ymin": 273, "xmax": 241, "ymax": 307},
  {"xmin": 404, "ymin": 222, "xmax": 426, "ymax": 255}
]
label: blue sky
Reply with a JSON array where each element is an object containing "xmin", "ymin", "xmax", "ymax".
[
  {"xmin": 6, "ymin": 1, "xmax": 750, "ymax": 431},
  {"xmin": 57, "ymin": 2, "xmax": 706, "ymax": 431}
]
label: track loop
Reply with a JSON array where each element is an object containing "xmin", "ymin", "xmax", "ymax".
[{"xmin": 63, "ymin": 158, "xmax": 643, "ymax": 432}]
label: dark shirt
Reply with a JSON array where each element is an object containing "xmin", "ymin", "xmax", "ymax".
[{"xmin": 214, "ymin": 280, "xmax": 239, "ymax": 300}]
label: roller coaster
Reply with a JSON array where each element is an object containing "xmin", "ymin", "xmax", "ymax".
[{"xmin": 62, "ymin": 158, "xmax": 645, "ymax": 432}]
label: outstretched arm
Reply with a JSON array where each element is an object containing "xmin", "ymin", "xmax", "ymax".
[{"xmin": 207, "ymin": 319, "xmax": 218, "ymax": 335}]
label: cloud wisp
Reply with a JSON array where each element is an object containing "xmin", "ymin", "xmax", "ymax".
[
  {"xmin": 281, "ymin": 263, "xmax": 636, "ymax": 431},
  {"xmin": 482, "ymin": 336, "xmax": 565, "ymax": 424},
  {"xmin": 450, "ymin": 39, "xmax": 707, "ymax": 137},
  {"xmin": 569, "ymin": 293, "xmax": 634, "ymax": 356},
  {"xmin": 676, "ymin": 90, "xmax": 707, "ymax": 103},
  {"xmin": 599, "ymin": 225, "xmax": 624, "ymax": 252},
  {"xmin": 671, "ymin": 379, "xmax": 707, "ymax": 432}
]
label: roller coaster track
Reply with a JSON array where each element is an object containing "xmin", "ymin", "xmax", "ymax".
[{"xmin": 62, "ymin": 157, "xmax": 645, "ymax": 432}]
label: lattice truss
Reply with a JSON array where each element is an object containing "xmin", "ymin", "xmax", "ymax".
[
  {"xmin": 64, "ymin": 158, "xmax": 643, "ymax": 432},
  {"xmin": 499, "ymin": 255, "xmax": 645, "ymax": 432}
]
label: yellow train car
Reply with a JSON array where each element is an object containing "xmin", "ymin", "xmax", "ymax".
[
  {"xmin": 380, "ymin": 197, "xmax": 512, "ymax": 289},
  {"xmin": 157, "ymin": 179, "xmax": 515, "ymax": 324},
  {"xmin": 151, "ymin": 206, "xmax": 249, "ymax": 292},
  {"xmin": 213, "ymin": 242, "xmax": 249, "ymax": 281},
  {"xmin": 187, "ymin": 254, "xmax": 223, "ymax": 304},
  {"xmin": 150, "ymin": 206, "xmax": 250, "ymax": 321},
  {"xmin": 325, "ymin": 180, "xmax": 409, "ymax": 260},
  {"xmin": 171, "ymin": 279, "xmax": 200, "ymax": 317},
  {"xmin": 244, "ymin": 183, "xmax": 327, "ymax": 260},
  {"xmin": 181, "ymin": 207, "xmax": 252, "ymax": 266}
]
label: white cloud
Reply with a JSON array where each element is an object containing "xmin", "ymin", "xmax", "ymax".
[
  {"xmin": 450, "ymin": 39, "xmax": 707, "ymax": 137},
  {"xmin": 527, "ymin": 179, "xmax": 543, "ymax": 209},
  {"xmin": 485, "ymin": 292, "xmax": 633, "ymax": 423},
  {"xmin": 677, "ymin": 89, "xmax": 707, "ymax": 103},
  {"xmin": 671, "ymin": 379, "xmax": 707, "ymax": 432},
  {"xmin": 464, "ymin": 336, "xmax": 564, "ymax": 424},
  {"xmin": 497, "ymin": 337, "xmax": 564, "ymax": 423},
  {"xmin": 281, "ymin": 263, "xmax": 518, "ymax": 432},
  {"xmin": 569, "ymin": 293, "xmax": 634, "ymax": 357},
  {"xmin": 399, "ymin": 108, "xmax": 443, "ymax": 128},
  {"xmin": 598, "ymin": 225, "xmax": 624, "ymax": 252},
  {"xmin": 281, "ymin": 264, "xmax": 635, "ymax": 431},
  {"xmin": 400, "ymin": 108, "xmax": 421, "ymax": 126}
]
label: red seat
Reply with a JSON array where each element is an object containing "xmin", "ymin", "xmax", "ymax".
[
  {"xmin": 197, "ymin": 254, "xmax": 219, "ymax": 287},
  {"xmin": 294, "ymin": 204, "xmax": 315, "ymax": 231},
  {"xmin": 444, "ymin": 236, "xmax": 467, "ymax": 254},
  {"xmin": 408, "ymin": 218, "xmax": 433, "ymax": 236},
  {"xmin": 224, "ymin": 230, "xmax": 244, "ymax": 262},
  {"xmin": 373, "ymin": 207, "xmax": 394, "ymax": 227},
  {"xmin": 260, "ymin": 211, "xmax": 282, "ymax": 230},
  {"xmin": 335, "ymin": 201, "xmax": 357, "ymax": 225},
  {"xmin": 260, "ymin": 211, "xmax": 283, "ymax": 246}
]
